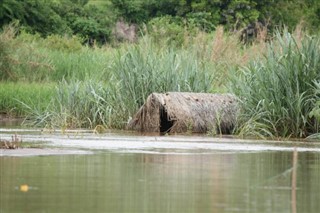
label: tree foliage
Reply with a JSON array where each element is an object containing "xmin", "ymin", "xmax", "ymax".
[
  {"xmin": 0, "ymin": 0, "xmax": 115, "ymax": 44},
  {"xmin": 0, "ymin": 0, "xmax": 319, "ymax": 44},
  {"xmin": 112, "ymin": 0, "xmax": 320, "ymax": 32}
]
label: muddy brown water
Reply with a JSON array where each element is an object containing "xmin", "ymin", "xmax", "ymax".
[{"xmin": 1, "ymin": 124, "xmax": 320, "ymax": 212}]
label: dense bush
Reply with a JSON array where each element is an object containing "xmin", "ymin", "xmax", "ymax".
[
  {"xmin": 146, "ymin": 16, "xmax": 191, "ymax": 47},
  {"xmin": 0, "ymin": 0, "xmax": 115, "ymax": 44},
  {"xmin": 2, "ymin": 0, "xmax": 320, "ymax": 44},
  {"xmin": 113, "ymin": 0, "xmax": 320, "ymax": 34},
  {"xmin": 2, "ymin": 4, "xmax": 320, "ymax": 139}
]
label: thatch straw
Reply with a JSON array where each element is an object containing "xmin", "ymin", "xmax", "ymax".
[{"xmin": 127, "ymin": 92, "xmax": 238, "ymax": 134}]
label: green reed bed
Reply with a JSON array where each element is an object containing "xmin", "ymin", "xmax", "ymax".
[
  {"xmin": 22, "ymin": 80, "xmax": 114, "ymax": 128},
  {"xmin": 46, "ymin": 48, "xmax": 112, "ymax": 81},
  {"xmin": 5, "ymin": 23, "xmax": 320, "ymax": 138},
  {"xmin": 111, "ymin": 37, "xmax": 216, "ymax": 111},
  {"xmin": 23, "ymin": 37, "xmax": 219, "ymax": 129},
  {"xmin": 0, "ymin": 82, "xmax": 55, "ymax": 116},
  {"xmin": 231, "ymin": 30, "xmax": 320, "ymax": 138}
]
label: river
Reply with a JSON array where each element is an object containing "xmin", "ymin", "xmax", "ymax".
[{"xmin": 1, "ymin": 126, "xmax": 320, "ymax": 213}]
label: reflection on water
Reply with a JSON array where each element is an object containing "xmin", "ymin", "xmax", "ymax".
[
  {"xmin": 0, "ymin": 118, "xmax": 24, "ymax": 128},
  {"xmin": 1, "ymin": 150, "xmax": 320, "ymax": 213}
]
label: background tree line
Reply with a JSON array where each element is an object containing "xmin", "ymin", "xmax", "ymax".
[{"xmin": 1, "ymin": 0, "xmax": 320, "ymax": 44}]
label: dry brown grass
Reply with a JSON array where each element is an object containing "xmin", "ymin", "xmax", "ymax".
[
  {"xmin": 190, "ymin": 26, "xmax": 268, "ymax": 69},
  {"xmin": 0, "ymin": 135, "xmax": 21, "ymax": 149}
]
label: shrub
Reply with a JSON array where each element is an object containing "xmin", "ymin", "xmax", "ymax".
[
  {"xmin": 44, "ymin": 34, "xmax": 83, "ymax": 52},
  {"xmin": 0, "ymin": 23, "xmax": 54, "ymax": 81},
  {"xmin": 146, "ymin": 16, "xmax": 195, "ymax": 47}
]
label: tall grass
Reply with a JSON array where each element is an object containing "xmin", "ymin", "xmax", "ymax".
[
  {"xmin": 0, "ymin": 24, "xmax": 18, "ymax": 80},
  {"xmin": 111, "ymin": 36, "xmax": 216, "ymax": 115},
  {"xmin": 0, "ymin": 82, "xmax": 55, "ymax": 116},
  {"xmin": 22, "ymin": 80, "xmax": 114, "ymax": 128},
  {"xmin": 45, "ymin": 48, "xmax": 111, "ymax": 81},
  {"xmin": 25, "ymin": 37, "xmax": 218, "ymax": 129},
  {"xmin": 6, "ymin": 23, "xmax": 320, "ymax": 138},
  {"xmin": 0, "ymin": 25, "xmax": 113, "ymax": 82},
  {"xmin": 231, "ymin": 30, "xmax": 320, "ymax": 138},
  {"xmin": 183, "ymin": 26, "xmax": 267, "ymax": 90}
]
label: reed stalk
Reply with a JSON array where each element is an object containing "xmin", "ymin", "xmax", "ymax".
[{"xmin": 231, "ymin": 29, "xmax": 320, "ymax": 138}]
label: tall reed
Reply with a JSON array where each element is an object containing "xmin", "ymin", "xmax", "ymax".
[
  {"xmin": 25, "ymin": 36, "xmax": 218, "ymax": 129},
  {"xmin": 22, "ymin": 80, "xmax": 114, "ymax": 128},
  {"xmin": 231, "ymin": 30, "xmax": 320, "ymax": 138},
  {"xmin": 0, "ymin": 82, "xmax": 55, "ymax": 116},
  {"xmin": 110, "ymin": 36, "xmax": 216, "ymax": 116}
]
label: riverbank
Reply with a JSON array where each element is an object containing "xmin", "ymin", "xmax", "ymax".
[{"xmin": 1, "ymin": 25, "xmax": 320, "ymax": 138}]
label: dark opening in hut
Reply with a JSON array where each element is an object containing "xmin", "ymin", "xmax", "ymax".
[
  {"xmin": 160, "ymin": 106, "xmax": 175, "ymax": 133},
  {"xmin": 128, "ymin": 92, "xmax": 238, "ymax": 134}
]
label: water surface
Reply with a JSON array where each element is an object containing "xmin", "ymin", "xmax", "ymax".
[{"xmin": 1, "ymin": 128, "xmax": 320, "ymax": 213}]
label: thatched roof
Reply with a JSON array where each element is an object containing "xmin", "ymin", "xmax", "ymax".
[{"xmin": 127, "ymin": 92, "xmax": 238, "ymax": 134}]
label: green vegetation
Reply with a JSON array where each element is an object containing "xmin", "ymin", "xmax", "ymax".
[
  {"xmin": 1, "ymin": 0, "xmax": 320, "ymax": 138},
  {"xmin": 15, "ymin": 36, "xmax": 221, "ymax": 129},
  {"xmin": 0, "ymin": 82, "xmax": 54, "ymax": 116},
  {"xmin": 0, "ymin": 24, "xmax": 112, "ymax": 82},
  {"xmin": 0, "ymin": 0, "xmax": 115, "ymax": 44},
  {"xmin": 231, "ymin": 30, "xmax": 320, "ymax": 138},
  {"xmin": 1, "ymin": 0, "xmax": 320, "ymax": 44}
]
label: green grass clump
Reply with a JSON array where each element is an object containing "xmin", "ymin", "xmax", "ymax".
[
  {"xmin": 23, "ymin": 80, "xmax": 114, "ymax": 128},
  {"xmin": 0, "ymin": 25, "xmax": 112, "ymax": 82},
  {"xmin": 25, "ymin": 37, "xmax": 218, "ymax": 129},
  {"xmin": 0, "ymin": 82, "xmax": 55, "ymax": 116},
  {"xmin": 231, "ymin": 30, "xmax": 320, "ymax": 138},
  {"xmin": 111, "ymin": 36, "xmax": 216, "ymax": 115},
  {"xmin": 46, "ymin": 48, "xmax": 111, "ymax": 81}
]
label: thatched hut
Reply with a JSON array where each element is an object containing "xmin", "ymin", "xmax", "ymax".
[{"xmin": 127, "ymin": 92, "xmax": 238, "ymax": 134}]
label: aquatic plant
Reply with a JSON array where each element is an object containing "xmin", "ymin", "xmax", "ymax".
[
  {"xmin": 0, "ymin": 82, "xmax": 54, "ymax": 116},
  {"xmin": 111, "ymin": 36, "xmax": 216, "ymax": 115},
  {"xmin": 231, "ymin": 30, "xmax": 320, "ymax": 138},
  {"xmin": 22, "ymin": 80, "xmax": 114, "ymax": 129}
]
